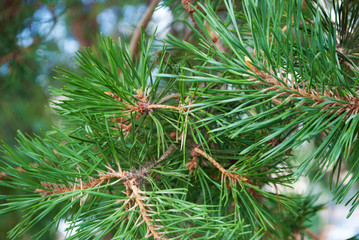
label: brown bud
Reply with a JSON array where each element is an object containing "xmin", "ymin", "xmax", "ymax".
[{"xmin": 245, "ymin": 56, "xmax": 259, "ymax": 73}]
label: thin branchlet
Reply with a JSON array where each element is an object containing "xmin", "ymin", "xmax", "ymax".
[
  {"xmin": 105, "ymin": 90, "xmax": 184, "ymax": 137},
  {"xmin": 126, "ymin": 178, "xmax": 167, "ymax": 240},
  {"xmin": 36, "ymin": 143, "xmax": 176, "ymax": 196},
  {"xmin": 129, "ymin": 0, "xmax": 161, "ymax": 60},
  {"xmin": 152, "ymin": 144, "xmax": 176, "ymax": 167},
  {"xmin": 157, "ymin": 93, "xmax": 181, "ymax": 104},
  {"xmin": 35, "ymin": 167, "xmax": 125, "ymax": 196},
  {"xmin": 245, "ymin": 57, "xmax": 359, "ymax": 117},
  {"xmin": 191, "ymin": 147, "xmax": 248, "ymax": 184},
  {"xmin": 36, "ymin": 164, "xmax": 167, "ymax": 238},
  {"xmin": 131, "ymin": 102, "xmax": 181, "ymax": 115}
]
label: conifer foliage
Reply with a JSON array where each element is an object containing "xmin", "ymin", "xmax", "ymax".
[{"xmin": 1, "ymin": 0, "xmax": 359, "ymax": 239}]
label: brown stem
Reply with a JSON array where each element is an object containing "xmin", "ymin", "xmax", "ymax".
[
  {"xmin": 303, "ymin": 228, "xmax": 321, "ymax": 240},
  {"xmin": 36, "ymin": 167, "xmax": 125, "ymax": 196},
  {"xmin": 337, "ymin": 47, "xmax": 359, "ymax": 72},
  {"xmin": 245, "ymin": 57, "xmax": 359, "ymax": 117},
  {"xmin": 0, "ymin": 48, "xmax": 25, "ymax": 65},
  {"xmin": 126, "ymin": 178, "xmax": 166, "ymax": 240},
  {"xmin": 192, "ymin": 147, "xmax": 247, "ymax": 183},
  {"xmin": 148, "ymin": 104, "xmax": 181, "ymax": 111},
  {"xmin": 183, "ymin": 29, "xmax": 193, "ymax": 42},
  {"xmin": 342, "ymin": 57, "xmax": 358, "ymax": 72},
  {"xmin": 129, "ymin": 0, "xmax": 161, "ymax": 60},
  {"xmin": 132, "ymin": 102, "xmax": 182, "ymax": 115},
  {"xmin": 153, "ymin": 144, "xmax": 176, "ymax": 167}
]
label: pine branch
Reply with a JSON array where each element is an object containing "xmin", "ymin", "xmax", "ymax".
[
  {"xmin": 32, "ymin": 149, "xmax": 175, "ymax": 239},
  {"xmin": 165, "ymin": 0, "xmax": 359, "ymax": 218},
  {"xmin": 3, "ymin": 0, "xmax": 353, "ymax": 237},
  {"xmin": 35, "ymin": 166, "xmax": 125, "ymax": 196},
  {"xmin": 245, "ymin": 57, "xmax": 359, "ymax": 117},
  {"xmin": 35, "ymin": 143, "xmax": 176, "ymax": 197},
  {"xmin": 126, "ymin": 178, "xmax": 166, "ymax": 240},
  {"xmin": 191, "ymin": 147, "xmax": 248, "ymax": 184}
]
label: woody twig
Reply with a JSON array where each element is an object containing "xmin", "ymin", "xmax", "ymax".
[
  {"xmin": 245, "ymin": 57, "xmax": 359, "ymax": 117},
  {"xmin": 35, "ymin": 152, "xmax": 176, "ymax": 239},
  {"xmin": 130, "ymin": 0, "xmax": 161, "ymax": 60},
  {"xmin": 190, "ymin": 147, "xmax": 248, "ymax": 184},
  {"xmin": 126, "ymin": 178, "xmax": 167, "ymax": 240}
]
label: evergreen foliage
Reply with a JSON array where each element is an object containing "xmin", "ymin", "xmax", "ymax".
[{"xmin": 1, "ymin": 0, "xmax": 359, "ymax": 239}]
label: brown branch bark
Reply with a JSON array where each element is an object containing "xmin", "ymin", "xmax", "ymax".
[
  {"xmin": 303, "ymin": 228, "xmax": 321, "ymax": 240},
  {"xmin": 130, "ymin": 101, "xmax": 182, "ymax": 115},
  {"xmin": 126, "ymin": 178, "xmax": 166, "ymax": 239},
  {"xmin": 337, "ymin": 47, "xmax": 359, "ymax": 72},
  {"xmin": 245, "ymin": 57, "xmax": 359, "ymax": 117},
  {"xmin": 183, "ymin": 29, "xmax": 193, "ymax": 42},
  {"xmin": 35, "ymin": 144, "xmax": 176, "ymax": 196},
  {"xmin": 153, "ymin": 144, "xmax": 176, "ymax": 167},
  {"xmin": 35, "ymin": 162, "xmax": 168, "ymax": 238},
  {"xmin": 129, "ymin": 0, "xmax": 161, "ymax": 60},
  {"xmin": 192, "ymin": 147, "xmax": 248, "ymax": 183},
  {"xmin": 35, "ymin": 167, "xmax": 125, "ymax": 196}
]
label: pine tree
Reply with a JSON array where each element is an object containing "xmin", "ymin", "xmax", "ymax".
[{"xmin": 1, "ymin": 0, "xmax": 359, "ymax": 239}]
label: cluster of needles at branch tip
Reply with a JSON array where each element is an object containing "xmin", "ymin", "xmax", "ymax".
[
  {"xmin": 244, "ymin": 57, "xmax": 359, "ymax": 116},
  {"xmin": 104, "ymin": 89, "xmax": 186, "ymax": 138},
  {"xmin": 106, "ymin": 89, "xmax": 184, "ymax": 116},
  {"xmin": 131, "ymin": 89, "xmax": 183, "ymax": 114}
]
